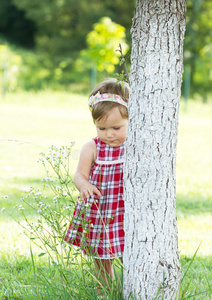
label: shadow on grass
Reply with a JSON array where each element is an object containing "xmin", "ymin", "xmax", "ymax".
[
  {"xmin": 1, "ymin": 181, "xmax": 212, "ymax": 219},
  {"xmin": 177, "ymin": 193, "xmax": 212, "ymax": 216}
]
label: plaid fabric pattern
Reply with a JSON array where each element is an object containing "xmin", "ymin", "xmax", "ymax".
[{"xmin": 64, "ymin": 137, "xmax": 125, "ymax": 259}]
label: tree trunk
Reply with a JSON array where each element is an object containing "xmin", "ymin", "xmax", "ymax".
[{"xmin": 123, "ymin": 1, "xmax": 186, "ymax": 299}]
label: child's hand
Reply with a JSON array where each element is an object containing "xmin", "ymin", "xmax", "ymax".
[{"xmin": 80, "ymin": 183, "xmax": 101, "ymax": 203}]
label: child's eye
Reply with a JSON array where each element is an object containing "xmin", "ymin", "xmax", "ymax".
[
  {"xmin": 99, "ymin": 128, "xmax": 105, "ymax": 131},
  {"xmin": 114, "ymin": 127, "xmax": 120, "ymax": 130}
]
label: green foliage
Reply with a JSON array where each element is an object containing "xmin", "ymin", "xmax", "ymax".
[
  {"xmin": 8, "ymin": 0, "xmax": 105, "ymax": 89},
  {"xmin": 0, "ymin": 0, "xmax": 36, "ymax": 48},
  {"xmin": 17, "ymin": 49, "xmax": 74, "ymax": 91},
  {"xmin": 78, "ymin": 17, "xmax": 129, "ymax": 74},
  {"xmin": 0, "ymin": 0, "xmax": 211, "ymax": 95},
  {"xmin": 184, "ymin": 0, "xmax": 212, "ymax": 97},
  {"xmin": 6, "ymin": 0, "xmax": 135, "ymax": 90},
  {"xmin": 12, "ymin": 0, "xmax": 104, "ymax": 55},
  {"xmin": 0, "ymin": 43, "xmax": 21, "ymax": 93},
  {"xmin": 12, "ymin": 0, "xmax": 135, "ymax": 54},
  {"xmin": 114, "ymin": 44, "xmax": 130, "ymax": 84}
]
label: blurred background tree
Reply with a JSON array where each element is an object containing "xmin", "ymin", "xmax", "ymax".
[
  {"xmin": 183, "ymin": 0, "xmax": 212, "ymax": 101},
  {"xmin": 0, "ymin": 0, "xmax": 36, "ymax": 48},
  {"xmin": 0, "ymin": 44, "xmax": 21, "ymax": 96},
  {"xmin": 78, "ymin": 17, "xmax": 129, "ymax": 89},
  {"xmin": 0, "ymin": 0, "xmax": 135, "ymax": 91},
  {"xmin": 0, "ymin": 0, "xmax": 211, "ymax": 98}
]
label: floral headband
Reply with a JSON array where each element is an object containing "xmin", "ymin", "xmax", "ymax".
[{"xmin": 88, "ymin": 92, "xmax": 128, "ymax": 108}]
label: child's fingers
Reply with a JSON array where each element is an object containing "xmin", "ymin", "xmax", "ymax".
[
  {"xmin": 81, "ymin": 189, "xmax": 92, "ymax": 201},
  {"xmin": 80, "ymin": 185, "xmax": 101, "ymax": 201},
  {"xmin": 80, "ymin": 191, "xmax": 89, "ymax": 202},
  {"xmin": 93, "ymin": 187, "xmax": 102, "ymax": 197}
]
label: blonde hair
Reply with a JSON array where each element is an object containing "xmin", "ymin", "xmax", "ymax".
[{"xmin": 89, "ymin": 78, "xmax": 129, "ymax": 122}]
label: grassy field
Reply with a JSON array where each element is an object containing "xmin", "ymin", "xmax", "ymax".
[{"xmin": 0, "ymin": 91, "xmax": 212, "ymax": 299}]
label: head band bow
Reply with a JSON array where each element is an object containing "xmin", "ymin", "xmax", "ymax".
[{"xmin": 88, "ymin": 92, "xmax": 128, "ymax": 108}]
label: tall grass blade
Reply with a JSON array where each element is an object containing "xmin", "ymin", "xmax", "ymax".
[
  {"xmin": 181, "ymin": 243, "xmax": 201, "ymax": 284},
  {"xmin": 30, "ymin": 243, "xmax": 36, "ymax": 278},
  {"xmin": 181, "ymin": 289, "xmax": 212, "ymax": 299}
]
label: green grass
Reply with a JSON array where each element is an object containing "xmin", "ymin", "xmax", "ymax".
[{"xmin": 0, "ymin": 92, "xmax": 212, "ymax": 299}]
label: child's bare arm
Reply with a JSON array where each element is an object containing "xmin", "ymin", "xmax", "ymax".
[{"xmin": 74, "ymin": 140, "xmax": 101, "ymax": 201}]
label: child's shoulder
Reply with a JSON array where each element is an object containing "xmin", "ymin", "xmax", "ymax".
[
  {"xmin": 80, "ymin": 139, "xmax": 97, "ymax": 162},
  {"xmin": 82, "ymin": 139, "xmax": 96, "ymax": 151}
]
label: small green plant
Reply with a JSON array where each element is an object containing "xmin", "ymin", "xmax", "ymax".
[{"xmin": 114, "ymin": 43, "xmax": 130, "ymax": 84}]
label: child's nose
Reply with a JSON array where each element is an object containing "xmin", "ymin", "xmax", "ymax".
[{"xmin": 106, "ymin": 129, "xmax": 114, "ymax": 138}]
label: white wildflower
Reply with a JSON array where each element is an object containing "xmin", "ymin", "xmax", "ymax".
[
  {"xmin": 18, "ymin": 205, "xmax": 24, "ymax": 210},
  {"xmin": 42, "ymin": 177, "xmax": 53, "ymax": 182},
  {"xmin": 35, "ymin": 192, "xmax": 42, "ymax": 196}
]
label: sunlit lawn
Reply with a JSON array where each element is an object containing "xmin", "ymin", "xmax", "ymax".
[
  {"xmin": 0, "ymin": 91, "xmax": 212, "ymax": 298},
  {"xmin": 176, "ymin": 101, "xmax": 212, "ymax": 259}
]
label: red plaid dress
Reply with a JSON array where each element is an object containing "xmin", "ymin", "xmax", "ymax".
[{"xmin": 64, "ymin": 137, "xmax": 125, "ymax": 259}]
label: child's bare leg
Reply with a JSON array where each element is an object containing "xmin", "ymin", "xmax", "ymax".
[{"xmin": 94, "ymin": 258, "xmax": 114, "ymax": 286}]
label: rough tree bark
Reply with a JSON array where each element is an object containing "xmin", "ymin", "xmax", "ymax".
[{"xmin": 123, "ymin": 1, "xmax": 186, "ymax": 299}]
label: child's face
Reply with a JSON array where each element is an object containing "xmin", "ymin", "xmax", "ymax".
[{"xmin": 95, "ymin": 107, "xmax": 128, "ymax": 147}]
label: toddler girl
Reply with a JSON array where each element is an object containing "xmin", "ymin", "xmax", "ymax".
[{"xmin": 64, "ymin": 78, "xmax": 129, "ymax": 288}]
